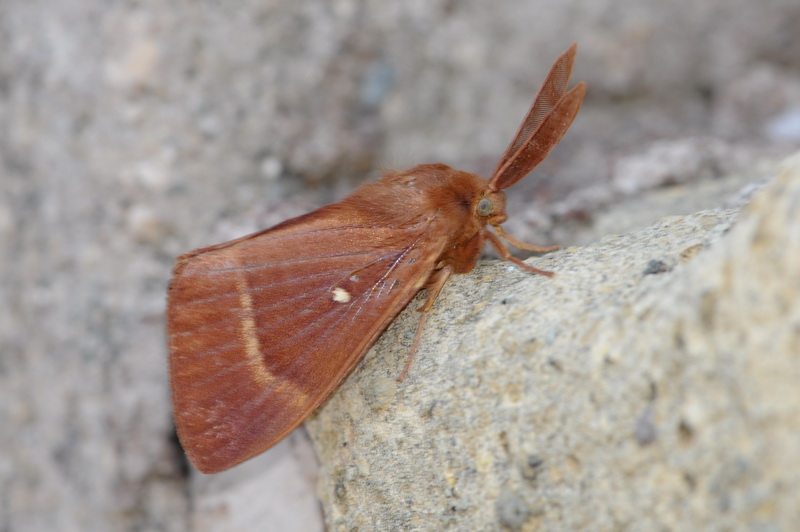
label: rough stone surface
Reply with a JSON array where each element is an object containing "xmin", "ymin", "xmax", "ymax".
[
  {"xmin": 306, "ymin": 154, "xmax": 800, "ymax": 530},
  {"xmin": 2, "ymin": 1, "xmax": 800, "ymax": 530}
]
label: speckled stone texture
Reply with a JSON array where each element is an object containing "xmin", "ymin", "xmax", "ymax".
[{"xmin": 306, "ymin": 153, "xmax": 800, "ymax": 531}]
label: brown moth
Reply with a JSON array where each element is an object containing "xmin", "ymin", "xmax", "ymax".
[{"xmin": 168, "ymin": 43, "xmax": 586, "ymax": 473}]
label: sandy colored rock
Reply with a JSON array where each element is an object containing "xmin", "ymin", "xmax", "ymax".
[{"xmin": 306, "ymin": 153, "xmax": 800, "ymax": 530}]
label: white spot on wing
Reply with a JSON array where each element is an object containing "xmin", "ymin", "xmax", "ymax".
[{"xmin": 332, "ymin": 287, "xmax": 352, "ymax": 303}]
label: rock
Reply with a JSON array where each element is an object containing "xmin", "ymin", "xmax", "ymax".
[{"xmin": 305, "ymin": 152, "xmax": 800, "ymax": 530}]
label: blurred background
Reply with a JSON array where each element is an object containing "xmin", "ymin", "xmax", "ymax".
[{"xmin": 1, "ymin": 1, "xmax": 798, "ymax": 530}]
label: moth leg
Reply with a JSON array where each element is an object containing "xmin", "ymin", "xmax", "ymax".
[
  {"xmin": 398, "ymin": 266, "xmax": 453, "ymax": 382},
  {"xmin": 493, "ymin": 224, "xmax": 559, "ymax": 253},
  {"xmin": 484, "ymin": 229, "xmax": 555, "ymax": 277}
]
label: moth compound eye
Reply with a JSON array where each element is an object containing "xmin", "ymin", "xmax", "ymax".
[{"xmin": 476, "ymin": 198, "xmax": 494, "ymax": 217}]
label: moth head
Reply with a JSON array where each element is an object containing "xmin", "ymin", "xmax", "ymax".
[{"xmin": 475, "ymin": 190, "xmax": 507, "ymax": 225}]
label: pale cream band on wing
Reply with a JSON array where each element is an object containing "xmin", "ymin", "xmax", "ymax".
[{"xmin": 234, "ymin": 271, "xmax": 310, "ymax": 410}]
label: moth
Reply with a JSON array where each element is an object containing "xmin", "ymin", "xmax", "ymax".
[{"xmin": 168, "ymin": 43, "xmax": 585, "ymax": 473}]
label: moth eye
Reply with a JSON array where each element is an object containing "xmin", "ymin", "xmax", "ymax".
[{"xmin": 476, "ymin": 198, "xmax": 494, "ymax": 217}]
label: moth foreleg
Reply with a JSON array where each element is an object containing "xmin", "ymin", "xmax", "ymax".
[
  {"xmin": 493, "ymin": 224, "xmax": 559, "ymax": 253},
  {"xmin": 484, "ymin": 229, "xmax": 555, "ymax": 277}
]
